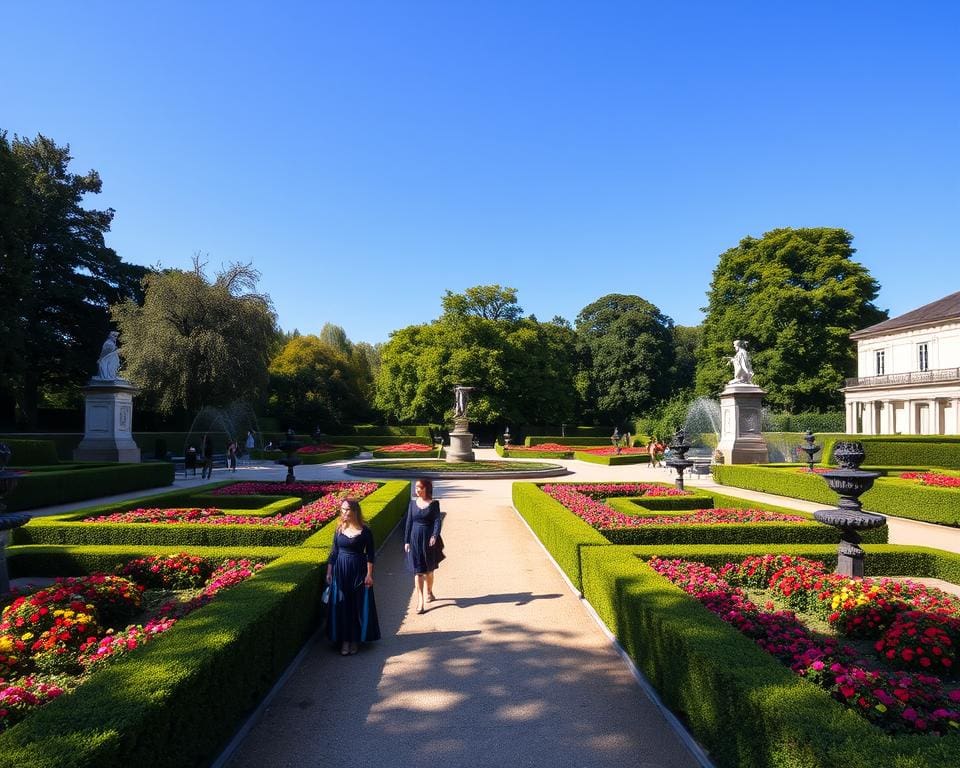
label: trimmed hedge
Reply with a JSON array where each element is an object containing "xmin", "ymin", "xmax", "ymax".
[
  {"xmin": 821, "ymin": 434, "xmax": 960, "ymax": 469},
  {"xmin": 496, "ymin": 442, "xmax": 573, "ymax": 458},
  {"xmin": 0, "ymin": 548, "xmax": 327, "ymax": 768},
  {"xmin": 0, "ymin": 438, "xmax": 60, "ymax": 466},
  {"xmin": 370, "ymin": 447, "xmax": 438, "ymax": 459},
  {"xmin": 251, "ymin": 447, "xmax": 360, "ymax": 463},
  {"xmin": 8, "ymin": 544, "xmax": 290, "ymax": 577},
  {"xmin": 14, "ymin": 480, "xmax": 410, "ymax": 548},
  {"xmin": 713, "ymin": 464, "xmax": 960, "ymax": 526},
  {"xmin": 347, "ymin": 424, "xmax": 434, "ymax": 437},
  {"xmin": 580, "ymin": 544, "xmax": 960, "ymax": 768},
  {"xmin": 573, "ymin": 451, "xmax": 650, "ymax": 465},
  {"xmin": 315, "ymin": 435, "xmax": 431, "ymax": 448},
  {"xmin": 4, "ymin": 462, "xmax": 175, "ymax": 512},
  {"xmin": 511, "ymin": 482, "xmax": 608, "ymax": 591}
]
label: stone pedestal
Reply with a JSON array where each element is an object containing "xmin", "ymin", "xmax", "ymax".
[
  {"xmin": 446, "ymin": 418, "xmax": 475, "ymax": 462},
  {"xmin": 74, "ymin": 379, "xmax": 141, "ymax": 463},
  {"xmin": 716, "ymin": 382, "xmax": 768, "ymax": 464}
]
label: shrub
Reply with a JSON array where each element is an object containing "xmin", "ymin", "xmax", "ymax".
[
  {"xmin": 0, "ymin": 439, "xmax": 59, "ymax": 466},
  {"xmin": 4, "ymin": 463, "xmax": 175, "ymax": 512}
]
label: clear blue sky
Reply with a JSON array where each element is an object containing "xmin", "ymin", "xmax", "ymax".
[{"xmin": 4, "ymin": 1, "xmax": 958, "ymax": 344}]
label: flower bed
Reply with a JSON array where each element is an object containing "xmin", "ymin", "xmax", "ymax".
[
  {"xmin": 209, "ymin": 481, "xmax": 363, "ymax": 497},
  {"xmin": 295, "ymin": 443, "xmax": 339, "ymax": 453},
  {"xmin": 900, "ymin": 472, "xmax": 960, "ymax": 488},
  {"xmin": 578, "ymin": 446, "xmax": 648, "ymax": 455},
  {"xmin": 539, "ymin": 483, "xmax": 795, "ymax": 531},
  {"xmin": 649, "ymin": 554, "xmax": 960, "ymax": 736},
  {"xmin": 371, "ymin": 442, "xmax": 435, "ymax": 453},
  {"xmin": 84, "ymin": 482, "xmax": 379, "ymax": 529},
  {"xmin": 0, "ymin": 554, "xmax": 263, "ymax": 732}
]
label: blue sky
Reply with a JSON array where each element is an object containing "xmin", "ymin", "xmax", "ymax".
[{"xmin": 4, "ymin": 1, "xmax": 958, "ymax": 344}]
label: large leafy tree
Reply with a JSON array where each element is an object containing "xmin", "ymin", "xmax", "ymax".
[
  {"xmin": 268, "ymin": 335, "xmax": 369, "ymax": 430},
  {"xmin": 113, "ymin": 258, "xmax": 276, "ymax": 415},
  {"xmin": 695, "ymin": 227, "xmax": 887, "ymax": 411},
  {"xmin": 375, "ymin": 287, "xmax": 578, "ymax": 426},
  {"xmin": 0, "ymin": 132, "xmax": 147, "ymax": 427},
  {"xmin": 441, "ymin": 284, "xmax": 523, "ymax": 321},
  {"xmin": 575, "ymin": 294, "xmax": 676, "ymax": 424}
]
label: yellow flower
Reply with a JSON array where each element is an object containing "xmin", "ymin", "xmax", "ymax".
[
  {"xmin": 20, "ymin": 632, "xmax": 34, "ymax": 641},
  {"xmin": 0, "ymin": 636, "xmax": 14, "ymax": 653}
]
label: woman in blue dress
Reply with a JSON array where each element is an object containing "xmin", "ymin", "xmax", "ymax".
[
  {"xmin": 326, "ymin": 498, "xmax": 381, "ymax": 655},
  {"xmin": 404, "ymin": 478, "xmax": 444, "ymax": 614}
]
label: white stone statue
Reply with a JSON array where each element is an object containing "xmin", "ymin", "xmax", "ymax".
[
  {"xmin": 727, "ymin": 339, "xmax": 754, "ymax": 385},
  {"xmin": 453, "ymin": 385, "xmax": 474, "ymax": 419},
  {"xmin": 96, "ymin": 331, "xmax": 121, "ymax": 380}
]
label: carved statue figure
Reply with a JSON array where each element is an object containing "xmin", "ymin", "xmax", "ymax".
[
  {"xmin": 727, "ymin": 339, "xmax": 754, "ymax": 385},
  {"xmin": 96, "ymin": 331, "xmax": 121, "ymax": 380},
  {"xmin": 453, "ymin": 385, "xmax": 474, "ymax": 419}
]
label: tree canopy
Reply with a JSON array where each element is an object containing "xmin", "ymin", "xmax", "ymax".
[
  {"xmin": 268, "ymin": 334, "xmax": 370, "ymax": 430},
  {"xmin": 0, "ymin": 132, "xmax": 147, "ymax": 427},
  {"xmin": 575, "ymin": 294, "xmax": 676, "ymax": 425},
  {"xmin": 695, "ymin": 227, "xmax": 887, "ymax": 411},
  {"xmin": 441, "ymin": 284, "xmax": 523, "ymax": 321},
  {"xmin": 376, "ymin": 286, "xmax": 579, "ymax": 426},
  {"xmin": 113, "ymin": 258, "xmax": 277, "ymax": 415}
]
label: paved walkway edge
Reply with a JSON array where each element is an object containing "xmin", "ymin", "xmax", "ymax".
[
  {"xmin": 210, "ymin": 522, "xmax": 403, "ymax": 768},
  {"xmin": 510, "ymin": 504, "xmax": 716, "ymax": 768}
]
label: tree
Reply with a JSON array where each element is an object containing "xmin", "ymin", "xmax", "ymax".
[
  {"xmin": 0, "ymin": 132, "xmax": 147, "ymax": 427},
  {"xmin": 375, "ymin": 287, "xmax": 578, "ymax": 426},
  {"xmin": 670, "ymin": 325, "xmax": 701, "ymax": 392},
  {"xmin": 575, "ymin": 294, "xmax": 676, "ymax": 424},
  {"xmin": 441, "ymin": 284, "xmax": 523, "ymax": 321},
  {"xmin": 695, "ymin": 228, "xmax": 887, "ymax": 412},
  {"xmin": 113, "ymin": 257, "xmax": 276, "ymax": 415},
  {"xmin": 319, "ymin": 322, "xmax": 352, "ymax": 355},
  {"xmin": 268, "ymin": 335, "xmax": 368, "ymax": 430}
]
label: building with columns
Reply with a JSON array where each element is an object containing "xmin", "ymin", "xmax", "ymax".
[{"xmin": 843, "ymin": 291, "xmax": 960, "ymax": 435}]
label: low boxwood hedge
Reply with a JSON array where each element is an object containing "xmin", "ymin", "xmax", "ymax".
[
  {"xmin": 713, "ymin": 464, "xmax": 960, "ymax": 526},
  {"xmin": 314, "ymin": 435, "xmax": 431, "ymax": 448},
  {"xmin": 511, "ymin": 482, "xmax": 608, "ymax": 591},
  {"xmin": 821, "ymin": 434, "xmax": 960, "ymax": 469},
  {"xmin": 497, "ymin": 442, "xmax": 573, "ymax": 458},
  {"xmin": 573, "ymin": 451, "xmax": 650, "ymax": 465},
  {"xmin": 251, "ymin": 447, "xmax": 360, "ymax": 464},
  {"xmin": 580, "ymin": 543, "xmax": 960, "ymax": 768},
  {"xmin": 0, "ymin": 438, "xmax": 60, "ymax": 466},
  {"xmin": 0, "ymin": 547, "xmax": 327, "ymax": 768},
  {"xmin": 14, "ymin": 481, "xmax": 410, "ymax": 548},
  {"xmin": 4, "ymin": 462, "xmax": 175, "ymax": 512}
]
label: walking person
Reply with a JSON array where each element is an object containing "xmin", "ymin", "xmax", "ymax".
[
  {"xmin": 244, "ymin": 430, "xmax": 255, "ymax": 465},
  {"xmin": 185, "ymin": 444, "xmax": 198, "ymax": 477},
  {"xmin": 404, "ymin": 478, "xmax": 445, "ymax": 614},
  {"xmin": 227, "ymin": 440, "xmax": 238, "ymax": 472},
  {"xmin": 326, "ymin": 499, "xmax": 380, "ymax": 655},
  {"xmin": 647, "ymin": 437, "xmax": 660, "ymax": 468},
  {"xmin": 201, "ymin": 434, "xmax": 214, "ymax": 480}
]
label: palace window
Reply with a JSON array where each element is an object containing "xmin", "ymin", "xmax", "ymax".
[
  {"xmin": 875, "ymin": 349, "xmax": 885, "ymax": 375},
  {"xmin": 918, "ymin": 343, "xmax": 929, "ymax": 372}
]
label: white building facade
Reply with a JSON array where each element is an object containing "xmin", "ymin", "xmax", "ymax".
[{"xmin": 843, "ymin": 291, "xmax": 960, "ymax": 435}]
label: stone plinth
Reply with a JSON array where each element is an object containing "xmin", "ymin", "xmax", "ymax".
[
  {"xmin": 74, "ymin": 379, "xmax": 141, "ymax": 463},
  {"xmin": 716, "ymin": 382, "xmax": 768, "ymax": 464},
  {"xmin": 446, "ymin": 431, "xmax": 475, "ymax": 463}
]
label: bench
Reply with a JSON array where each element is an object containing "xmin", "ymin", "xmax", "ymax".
[{"xmin": 689, "ymin": 457, "xmax": 712, "ymax": 476}]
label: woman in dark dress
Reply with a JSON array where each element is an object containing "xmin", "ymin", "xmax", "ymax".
[
  {"xmin": 404, "ymin": 478, "xmax": 444, "ymax": 614},
  {"xmin": 326, "ymin": 499, "xmax": 381, "ymax": 655}
]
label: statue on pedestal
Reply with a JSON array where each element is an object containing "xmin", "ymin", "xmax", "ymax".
[
  {"xmin": 453, "ymin": 385, "xmax": 475, "ymax": 420},
  {"xmin": 727, "ymin": 339, "xmax": 754, "ymax": 385},
  {"xmin": 96, "ymin": 331, "xmax": 122, "ymax": 381}
]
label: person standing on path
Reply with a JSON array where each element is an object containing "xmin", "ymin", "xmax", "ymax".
[
  {"xmin": 404, "ymin": 478, "xmax": 445, "ymax": 614},
  {"xmin": 244, "ymin": 430, "xmax": 255, "ymax": 464},
  {"xmin": 200, "ymin": 434, "xmax": 214, "ymax": 479},
  {"xmin": 227, "ymin": 440, "xmax": 238, "ymax": 472},
  {"xmin": 326, "ymin": 499, "xmax": 380, "ymax": 655}
]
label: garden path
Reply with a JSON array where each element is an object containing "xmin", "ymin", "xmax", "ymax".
[{"xmin": 221, "ymin": 462, "xmax": 705, "ymax": 768}]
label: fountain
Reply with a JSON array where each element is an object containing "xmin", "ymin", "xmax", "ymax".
[
  {"xmin": 183, "ymin": 402, "xmax": 262, "ymax": 460},
  {"xmin": 0, "ymin": 445, "xmax": 31, "ymax": 594},
  {"xmin": 813, "ymin": 441, "xmax": 885, "ymax": 577},
  {"xmin": 798, "ymin": 430, "xmax": 822, "ymax": 472},
  {"xmin": 665, "ymin": 428, "xmax": 694, "ymax": 490}
]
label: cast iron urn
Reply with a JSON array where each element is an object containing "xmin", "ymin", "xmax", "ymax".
[
  {"xmin": 665, "ymin": 428, "xmax": 694, "ymax": 490},
  {"xmin": 277, "ymin": 429, "xmax": 302, "ymax": 484},
  {"xmin": 813, "ymin": 441, "xmax": 885, "ymax": 577}
]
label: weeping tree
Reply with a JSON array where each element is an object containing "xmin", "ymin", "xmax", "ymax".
[{"xmin": 113, "ymin": 256, "xmax": 277, "ymax": 415}]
